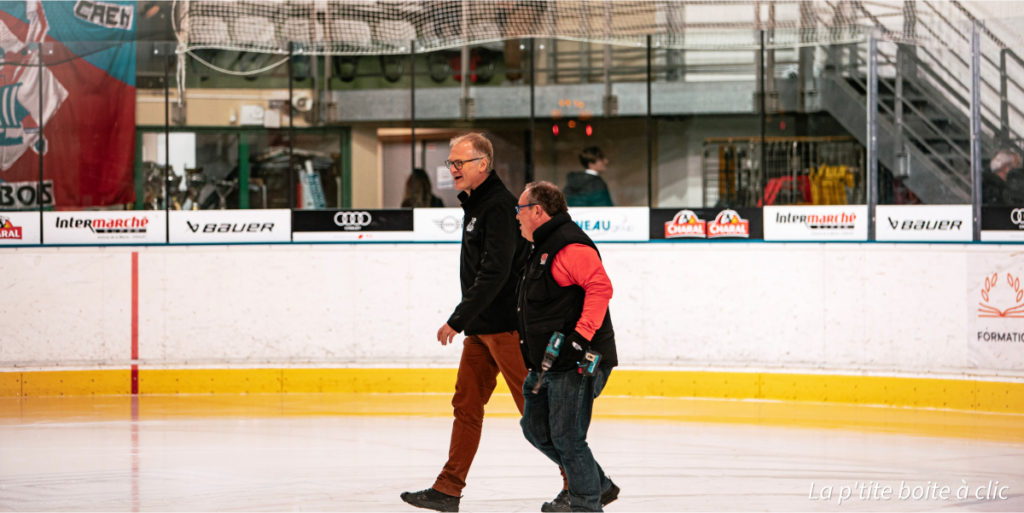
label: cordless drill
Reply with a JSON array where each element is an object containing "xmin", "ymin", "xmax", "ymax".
[{"xmin": 531, "ymin": 331, "xmax": 564, "ymax": 394}]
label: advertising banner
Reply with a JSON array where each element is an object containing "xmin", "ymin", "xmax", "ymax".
[
  {"xmin": 413, "ymin": 207, "xmax": 464, "ymax": 242},
  {"xmin": 567, "ymin": 207, "xmax": 649, "ymax": 242},
  {"xmin": 967, "ymin": 252, "xmax": 1024, "ymax": 371},
  {"xmin": 0, "ymin": 211, "xmax": 40, "ymax": 244},
  {"xmin": 650, "ymin": 208, "xmax": 763, "ymax": 240},
  {"xmin": 43, "ymin": 210, "xmax": 166, "ymax": 244},
  {"xmin": 875, "ymin": 205, "xmax": 972, "ymax": 242},
  {"xmin": 169, "ymin": 209, "xmax": 291, "ymax": 243},
  {"xmin": 981, "ymin": 207, "xmax": 1024, "ymax": 241},
  {"xmin": 292, "ymin": 209, "xmax": 416, "ymax": 242},
  {"xmin": 0, "ymin": 180, "xmax": 54, "ymax": 210},
  {"xmin": 763, "ymin": 205, "xmax": 868, "ymax": 241},
  {"xmin": 0, "ymin": 1, "xmax": 136, "ymax": 208}
]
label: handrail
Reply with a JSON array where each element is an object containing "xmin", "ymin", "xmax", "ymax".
[
  {"xmin": 857, "ymin": 55, "xmax": 972, "ymax": 170},
  {"xmin": 840, "ymin": 57, "xmax": 967, "ymax": 185}
]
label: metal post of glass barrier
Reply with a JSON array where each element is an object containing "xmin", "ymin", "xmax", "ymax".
[
  {"xmin": 164, "ymin": 42, "xmax": 171, "ymax": 243},
  {"xmin": 528, "ymin": 38, "xmax": 536, "ymax": 184},
  {"xmin": 759, "ymin": 30, "xmax": 766, "ymax": 202},
  {"xmin": 970, "ymin": 21, "xmax": 983, "ymax": 241},
  {"xmin": 37, "ymin": 41, "xmax": 44, "ymax": 243},
  {"xmin": 867, "ymin": 31, "xmax": 878, "ymax": 241},
  {"xmin": 410, "ymin": 39, "xmax": 416, "ymax": 179},
  {"xmin": 646, "ymin": 34, "xmax": 653, "ymax": 208},
  {"xmin": 288, "ymin": 42, "xmax": 296, "ymax": 216}
]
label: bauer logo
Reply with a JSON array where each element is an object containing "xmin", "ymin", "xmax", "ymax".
[
  {"xmin": 0, "ymin": 215, "xmax": 22, "ymax": 239},
  {"xmin": 664, "ymin": 210, "xmax": 706, "ymax": 239},
  {"xmin": 169, "ymin": 210, "xmax": 290, "ymax": 243},
  {"xmin": 876, "ymin": 205, "xmax": 971, "ymax": 241},
  {"xmin": 707, "ymin": 209, "xmax": 750, "ymax": 238}
]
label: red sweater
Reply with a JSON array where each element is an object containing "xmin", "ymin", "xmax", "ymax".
[{"xmin": 550, "ymin": 243, "xmax": 614, "ymax": 341}]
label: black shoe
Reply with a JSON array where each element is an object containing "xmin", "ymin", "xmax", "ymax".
[
  {"xmin": 541, "ymin": 489, "xmax": 570, "ymax": 512},
  {"xmin": 400, "ymin": 488, "xmax": 460, "ymax": 512},
  {"xmin": 541, "ymin": 481, "xmax": 619, "ymax": 512},
  {"xmin": 601, "ymin": 480, "xmax": 620, "ymax": 506}
]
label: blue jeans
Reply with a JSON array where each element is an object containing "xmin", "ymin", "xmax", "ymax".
[{"xmin": 521, "ymin": 367, "xmax": 612, "ymax": 512}]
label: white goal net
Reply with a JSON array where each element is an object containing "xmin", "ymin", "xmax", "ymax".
[{"xmin": 174, "ymin": 0, "xmax": 958, "ymax": 57}]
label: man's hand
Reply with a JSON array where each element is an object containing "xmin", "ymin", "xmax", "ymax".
[{"xmin": 437, "ymin": 323, "xmax": 459, "ymax": 345}]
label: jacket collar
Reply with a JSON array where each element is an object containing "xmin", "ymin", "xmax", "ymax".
[
  {"xmin": 532, "ymin": 212, "xmax": 573, "ymax": 246},
  {"xmin": 457, "ymin": 171, "xmax": 501, "ymax": 207}
]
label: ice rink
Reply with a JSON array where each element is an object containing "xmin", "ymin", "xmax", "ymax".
[{"xmin": 1, "ymin": 393, "xmax": 1022, "ymax": 512}]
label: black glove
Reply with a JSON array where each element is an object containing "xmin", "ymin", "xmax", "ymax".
[{"xmin": 555, "ymin": 330, "xmax": 590, "ymax": 369}]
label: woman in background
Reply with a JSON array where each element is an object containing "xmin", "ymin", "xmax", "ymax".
[{"xmin": 402, "ymin": 168, "xmax": 445, "ymax": 208}]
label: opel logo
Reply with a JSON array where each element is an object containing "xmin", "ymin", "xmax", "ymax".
[
  {"xmin": 1011, "ymin": 209, "xmax": 1024, "ymax": 226},
  {"xmin": 334, "ymin": 211, "xmax": 372, "ymax": 227},
  {"xmin": 434, "ymin": 216, "xmax": 461, "ymax": 233}
]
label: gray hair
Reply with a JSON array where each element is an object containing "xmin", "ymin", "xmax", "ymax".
[{"xmin": 450, "ymin": 132, "xmax": 494, "ymax": 170}]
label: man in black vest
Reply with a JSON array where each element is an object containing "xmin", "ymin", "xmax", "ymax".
[{"xmin": 514, "ymin": 181, "xmax": 619, "ymax": 512}]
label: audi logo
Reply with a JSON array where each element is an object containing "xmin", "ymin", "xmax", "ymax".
[
  {"xmin": 1011, "ymin": 209, "xmax": 1024, "ymax": 226},
  {"xmin": 334, "ymin": 211, "xmax": 372, "ymax": 227}
]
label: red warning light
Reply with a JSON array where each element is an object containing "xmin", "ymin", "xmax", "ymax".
[
  {"xmin": 552, "ymin": 124, "xmax": 559, "ymax": 136},
  {"xmin": 585, "ymin": 124, "xmax": 593, "ymax": 136}
]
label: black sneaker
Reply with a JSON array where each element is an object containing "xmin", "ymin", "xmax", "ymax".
[
  {"xmin": 540, "ymin": 481, "xmax": 620, "ymax": 512},
  {"xmin": 400, "ymin": 488, "xmax": 460, "ymax": 512},
  {"xmin": 541, "ymin": 489, "xmax": 570, "ymax": 512},
  {"xmin": 601, "ymin": 480, "xmax": 620, "ymax": 506}
]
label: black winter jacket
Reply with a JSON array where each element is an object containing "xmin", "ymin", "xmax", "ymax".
[
  {"xmin": 446, "ymin": 172, "xmax": 529, "ymax": 335},
  {"xmin": 516, "ymin": 212, "xmax": 617, "ymax": 372}
]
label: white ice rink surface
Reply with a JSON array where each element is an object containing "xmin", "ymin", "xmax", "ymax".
[{"xmin": 2, "ymin": 403, "xmax": 1023, "ymax": 512}]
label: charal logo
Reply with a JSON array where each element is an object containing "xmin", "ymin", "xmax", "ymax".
[
  {"xmin": 0, "ymin": 215, "xmax": 22, "ymax": 239},
  {"xmin": 775, "ymin": 211, "xmax": 857, "ymax": 230},
  {"xmin": 186, "ymin": 221, "xmax": 275, "ymax": 233},
  {"xmin": 707, "ymin": 209, "xmax": 750, "ymax": 238},
  {"xmin": 433, "ymin": 216, "xmax": 462, "ymax": 233},
  {"xmin": 664, "ymin": 210, "xmax": 706, "ymax": 238},
  {"xmin": 466, "ymin": 217, "xmax": 477, "ymax": 233},
  {"xmin": 55, "ymin": 216, "xmax": 149, "ymax": 234},
  {"xmin": 977, "ymin": 272, "xmax": 1024, "ymax": 318},
  {"xmin": 333, "ymin": 211, "xmax": 372, "ymax": 231}
]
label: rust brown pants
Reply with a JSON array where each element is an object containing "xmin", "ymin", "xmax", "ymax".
[{"xmin": 432, "ymin": 331, "xmax": 527, "ymax": 496}]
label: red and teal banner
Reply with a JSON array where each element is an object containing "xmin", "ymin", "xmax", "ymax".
[{"xmin": 0, "ymin": 0, "xmax": 136, "ymax": 209}]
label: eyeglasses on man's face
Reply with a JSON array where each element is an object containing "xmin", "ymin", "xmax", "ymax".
[
  {"xmin": 444, "ymin": 157, "xmax": 484, "ymax": 171},
  {"xmin": 515, "ymin": 203, "xmax": 538, "ymax": 215}
]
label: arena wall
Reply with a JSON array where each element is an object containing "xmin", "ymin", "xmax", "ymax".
[{"xmin": 1, "ymin": 243, "xmax": 1022, "ymax": 411}]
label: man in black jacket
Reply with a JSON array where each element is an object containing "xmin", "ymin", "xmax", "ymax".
[
  {"xmin": 401, "ymin": 132, "xmax": 532, "ymax": 512},
  {"xmin": 515, "ymin": 181, "xmax": 619, "ymax": 512}
]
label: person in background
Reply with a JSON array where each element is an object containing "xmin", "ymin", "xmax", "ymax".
[
  {"xmin": 401, "ymin": 132, "xmax": 542, "ymax": 512},
  {"xmin": 983, "ymin": 149, "xmax": 1023, "ymax": 206},
  {"xmin": 402, "ymin": 168, "xmax": 445, "ymax": 208},
  {"xmin": 564, "ymin": 146, "xmax": 614, "ymax": 207},
  {"xmin": 514, "ymin": 181, "xmax": 619, "ymax": 512}
]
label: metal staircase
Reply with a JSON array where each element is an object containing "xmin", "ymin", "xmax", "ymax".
[{"xmin": 815, "ymin": 0, "xmax": 1024, "ymax": 204}]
